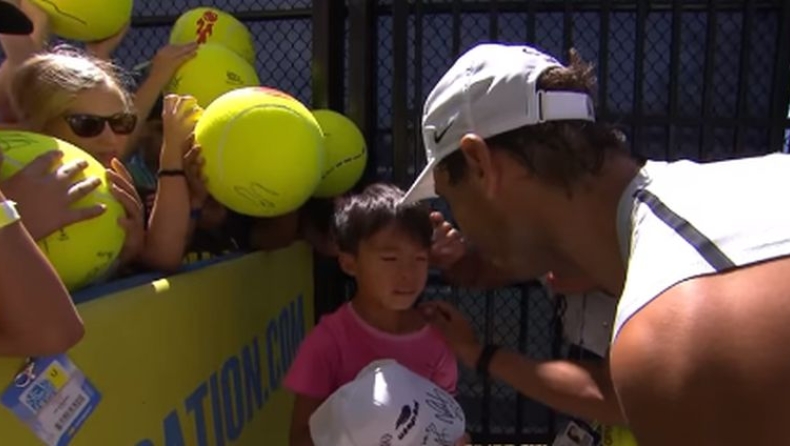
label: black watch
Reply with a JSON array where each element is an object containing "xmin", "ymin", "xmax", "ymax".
[{"xmin": 475, "ymin": 344, "xmax": 500, "ymax": 378}]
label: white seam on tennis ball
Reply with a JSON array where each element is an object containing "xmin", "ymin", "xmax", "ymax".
[{"xmin": 215, "ymin": 102, "xmax": 318, "ymax": 186}]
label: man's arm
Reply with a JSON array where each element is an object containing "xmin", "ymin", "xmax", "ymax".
[
  {"xmin": 289, "ymin": 394, "xmax": 323, "ymax": 446},
  {"xmin": 0, "ymin": 194, "xmax": 84, "ymax": 356},
  {"xmin": 424, "ymin": 301, "xmax": 624, "ymax": 425},
  {"xmin": 460, "ymin": 344, "xmax": 624, "ymax": 424}
]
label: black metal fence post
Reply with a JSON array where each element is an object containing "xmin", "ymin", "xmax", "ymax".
[{"xmin": 347, "ymin": 0, "xmax": 378, "ymax": 189}]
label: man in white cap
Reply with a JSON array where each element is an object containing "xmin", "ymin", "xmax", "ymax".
[
  {"xmin": 309, "ymin": 360, "xmax": 467, "ymax": 446},
  {"xmin": 407, "ymin": 42, "xmax": 790, "ymax": 445}
]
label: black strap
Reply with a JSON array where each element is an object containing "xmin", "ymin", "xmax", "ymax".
[
  {"xmin": 475, "ymin": 344, "xmax": 500, "ymax": 378},
  {"xmin": 157, "ymin": 169, "xmax": 186, "ymax": 178},
  {"xmin": 634, "ymin": 189, "xmax": 735, "ymax": 272}
]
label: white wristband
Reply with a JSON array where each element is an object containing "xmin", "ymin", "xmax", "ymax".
[{"xmin": 0, "ymin": 200, "xmax": 21, "ymax": 230}]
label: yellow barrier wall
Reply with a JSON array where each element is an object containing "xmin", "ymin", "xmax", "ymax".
[{"xmin": 0, "ymin": 243, "xmax": 314, "ymax": 445}]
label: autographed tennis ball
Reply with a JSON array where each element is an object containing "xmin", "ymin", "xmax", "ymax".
[
  {"xmin": 195, "ymin": 87, "xmax": 324, "ymax": 217},
  {"xmin": 0, "ymin": 131, "xmax": 125, "ymax": 291},
  {"xmin": 311, "ymin": 110, "xmax": 367, "ymax": 198}
]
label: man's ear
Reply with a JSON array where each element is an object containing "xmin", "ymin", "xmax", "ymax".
[
  {"xmin": 459, "ymin": 133, "xmax": 499, "ymax": 200},
  {"xmin": 338, "ymin": 251, "xmax": 357, "ymax": 277}
]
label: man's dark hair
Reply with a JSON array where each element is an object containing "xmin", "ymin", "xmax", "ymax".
[
  {"xmin": 438, "ymin": 48, "xmax": 629, "ymax": 193},
  {"xmin": 332, "ymin": 183, "xmax": 433, "ymax": 254}
]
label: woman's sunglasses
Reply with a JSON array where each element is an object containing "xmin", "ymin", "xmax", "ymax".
[{"xmin": 64, "ymin": 112, "xmax": 138, "ymax": 138}]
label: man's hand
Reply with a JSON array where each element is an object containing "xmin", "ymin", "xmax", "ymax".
[
  {"xmin": 0, "ymin": 150, "xmax": 104, "ymax": 240},
  {"xmin": 420, "ymin": 300, "xmax": 482, "ymax": 368},
  {"xmin": 429, "ymin": 211, "xmax": 465, "ymax": 270}
]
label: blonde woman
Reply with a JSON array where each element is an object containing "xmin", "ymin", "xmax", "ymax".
[{"xmin": 7, "ymin": 47, "xmax": 200, "ymax": 275}]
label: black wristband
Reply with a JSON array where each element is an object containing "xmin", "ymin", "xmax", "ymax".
[
  {"xmin": 475, "ymin": 344, "xmax": 500, "ymax": 378},
  {"xmin": 157, "ymin": 169, "xmax": 186, "ymax": 178}
]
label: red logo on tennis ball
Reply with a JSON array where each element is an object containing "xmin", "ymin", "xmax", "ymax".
[
  {"xmin": 257, "ymin": 87, "xmax": 296, "ymax": 101},
  {"xmin": 196, "ymin": 11, "xmax": 219, "ymax": 44}
]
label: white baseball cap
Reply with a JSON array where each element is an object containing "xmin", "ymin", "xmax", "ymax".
[
  {"xmin": 309, "ymin": 359, "xmax": 467, "ymax": 446},
  {"xmin": 401, "ymin": 43, "xmax": 596, "ymax": 205}
]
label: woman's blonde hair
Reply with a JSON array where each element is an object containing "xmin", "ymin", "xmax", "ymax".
[{"xmin": 10, "ymin": 46, "xmax": 133, "ymax": 131}]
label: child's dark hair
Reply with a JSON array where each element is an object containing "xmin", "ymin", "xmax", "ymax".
[{"xmin": 332, "ymin": 183, "xmax": 433, "ymax": 254}]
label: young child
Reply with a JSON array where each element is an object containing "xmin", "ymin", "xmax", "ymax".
[{"xmin": 284, "ymin": 183, "xmax": 460, "ymax": 446}]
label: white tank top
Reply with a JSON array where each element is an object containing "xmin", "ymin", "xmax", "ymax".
[{"xmin": 612, "ymin": 153, "xmax": 790, "ymax": 342}]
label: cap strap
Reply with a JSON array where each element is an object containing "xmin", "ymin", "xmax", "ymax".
[{"xmin": 537, "ymin": 91, "xmax": 595, "ymax": 123}]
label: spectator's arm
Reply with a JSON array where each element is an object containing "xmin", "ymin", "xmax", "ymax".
[
  {"xmin": 0, "ymin": 192, "xmax": 83, "ymax": 356},
  {"xmin": 136, "ymin": 96, "xmax": 198, "ymax": 272},
  {"xmin": 122, "ymin": 43, "xmax": 198, "ymax": 160},
  {"xmin": 0, "ymin": 0, "xmax": 49, "ymax": 120}
]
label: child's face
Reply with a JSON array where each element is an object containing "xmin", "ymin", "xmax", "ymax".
[{"xmin": 340, "ymin": 223, "xmax": 430, "ymax": 310}]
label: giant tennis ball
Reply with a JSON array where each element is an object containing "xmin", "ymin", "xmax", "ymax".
[
  {"xmin": 601, "ymin": 426, "xmax": 638, "ymax": 446},
  {"xmin": 0, "ymin": 131, "xmax": 126, "ymax": 291},
  {"xmin": 165, "ymin": 43, "xmax": 260, "ymax": 109},
  {"xmin": 311, "ymin": 110, "xmax": 367, "ymax": 198},
  {"xmin": 195, "ymin": 87, "xmax": 324, "ymax": 217},
  {"xmin": 29, "ymin": 0, "xmax": 133, "ymax": 41},
  {"xmin": 169, "ymin": 7, "xmax": 256, "ymax": 66}
]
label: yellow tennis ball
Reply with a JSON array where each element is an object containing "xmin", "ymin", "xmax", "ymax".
[
  {"xmin": 311, "ymin": 110, "xmax": 368, "ymax": 198},
  {"xmin": 601, "ymin": 425, "xmax": 638, "ymax": 446},
  {"xmin": 169, "ymin": 7, "xmax": 256, "ymax": 66},
  {"xmin": 195, "ymin": 87, "xmax": 324, "ymax": 217},
  {"xmin": 29, "ymin": 0, "xmax": 133, "ymax": 41},
  {"xmin": 165, "ymin": 43, "xmax": 260, "ymax": 109},
  {"xmin": 0, "ymin": 131, "xmax": 126, "ymax": 291}
]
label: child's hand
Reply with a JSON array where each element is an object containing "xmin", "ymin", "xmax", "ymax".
[
  {"xmin": 107, "ymin": 159, "xmax": 145, "ymax": 265},
  {"xmin": 0, "ymin": 150, "xmax": 104, "ymax": 240},
  {"xmin": 184, "ymin": 145, "xmax": 208, "ymax": 209},
  {"xmin": 149, "ymin": 43, "xmax": 198, "ymax": 84},
  {"xmin": 85, "ymin": 21, "xmax": 130, "ymax": 60},
  {"xmin": 160, "ymin": 94, "xmax": 201, "ymax": 170}
]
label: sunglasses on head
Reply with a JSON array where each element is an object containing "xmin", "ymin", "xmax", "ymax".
[{"xmin": 63, "ymin": 112, "xmax": 138, "ymax": 138}]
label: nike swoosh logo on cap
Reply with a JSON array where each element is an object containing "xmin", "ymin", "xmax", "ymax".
[{"xmin": 433, "ymin": 119, "xmax": 454, "ymax": 144}]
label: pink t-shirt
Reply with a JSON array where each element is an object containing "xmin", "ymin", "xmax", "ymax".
[{"xmin": 284, "ymin": 303, "xmax": 458, "ymax": 399}]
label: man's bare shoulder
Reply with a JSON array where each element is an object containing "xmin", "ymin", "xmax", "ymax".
[{"xmin": 610, "ymin": 256, "xmax": 790, "ymax": 445}]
